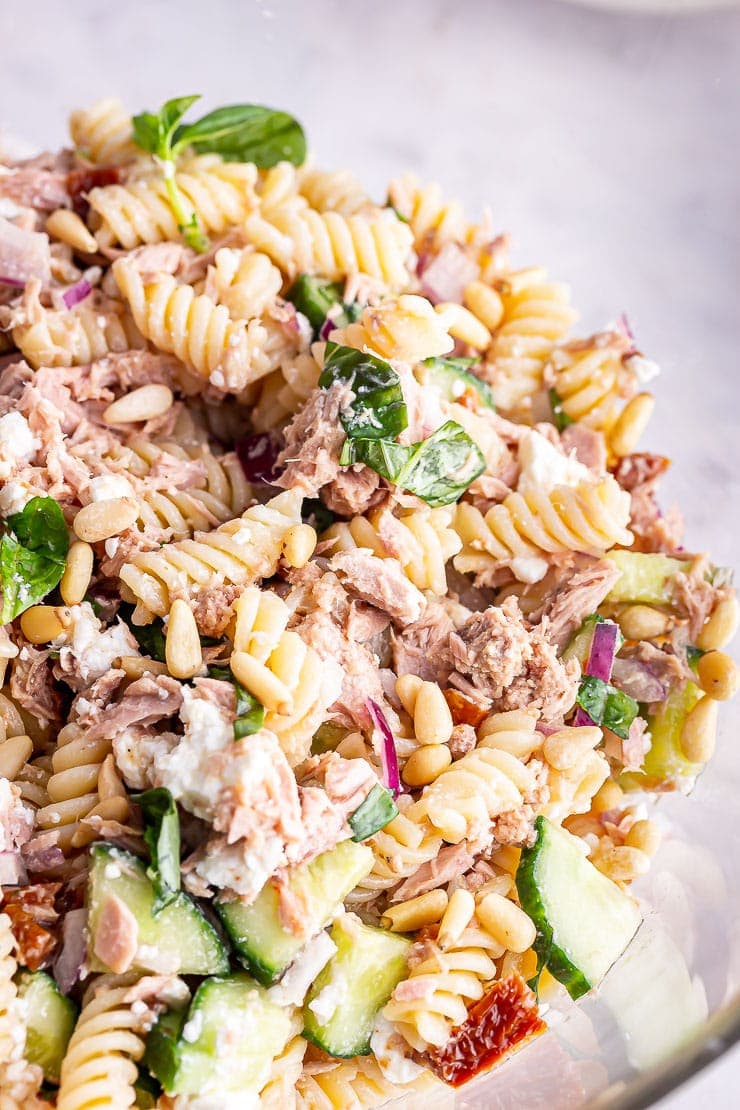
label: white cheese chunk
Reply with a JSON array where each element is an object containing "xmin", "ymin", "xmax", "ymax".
[{"xmin": 517, "ymin": 429, "xmax": 592, "ymax": 497}]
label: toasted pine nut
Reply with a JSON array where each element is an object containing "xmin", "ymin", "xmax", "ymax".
[
  {"xmin": 436, "ymin": 302, "xmax": 491, "ymax": 349},
  {"xmin": 592, "ymin": 844, "xmax": 650, "ymax": 883},
  {"xmin": 617, "ymin": 603, "xmax": 671, "ymax": 641},
  {"xmin": 97, "ymin": 753, "xmax": 127, "ymax": 800},
  {"xmin": 0, "ymin": 734, "xmax": 33, "ymax": 780},
  {"xmin": 438, "ymin": 888, "xmax": 476, "ymax": 950},
  {"xmin": 165, "ymin": 599, "xmax": 203, "ymax": 680},
  {"xmin": 680, "ymin": 696, "xmax": 718, "ymax": 763},
  {"xmin": 281, "ymin": 523, "xmax": 317, "ymax": 569},
  {"xmin": 625, "ymin": 818, "xmax": 661, "ymax": 857},
  {"xmin": 543, "ymin": 726, "xmax": 602, "ymax": 771},
  {"xmin": 46, "ymin": 208, "xmax": 98, "ymax": 253},
  {"xmin": 463, "ymin": 281, "xmax": 504, "ymax": 331},
  {"xmin": 382, "ymin": 889, "xmax": 448, "ymax": 933},
  {"xmin": 609, "ymin": 393, "xmax": 655, "ymax": 457},
  {"xmin": 74, "ymin": 497, "xmax": 139, "ymax": 543},
  {"xmin": 103, "ymin": 384, "xmax": 174, "ymax": 425},
  {"xmin": 395, "ymin": 674, "xmax": 423, "ymax": 716},
  {"xmin": 414, "ymin": 682, "xmax": 453, "ymax": 746},
  {"xmin": 60, "ymin": 540, "xmax": 94, "ymax": 606},
  {"xmin": 117, "ymin": 655, "xmax": 168, "ymax": 678},
  {"xmin": 402, "ymin": 744, "xmax": 452, "ymax": 788},
  {"xmin": 697, "ymin": 595, "xmax": 739, "ymax": 651},
  {"xmin": 476, "ymin": 892, "xmax": 536, "ymax": 953},
  {"xmin": 230, "ymin": 650, "xmax": 293, "ymax": 714},
  {"xmin": 696, "ymin": 650, "xmax": 738, "ymax": 701},
  {"xmin": 20, "ymin": 605, "xmax": 69, "ymax": 644},
  {"xmin": 494, "ymin": 266, "xmax": 547, "ymax": 297},
  {"xmin": 591, "ymin": 780, "xmax": 624, "ymax": 815}
]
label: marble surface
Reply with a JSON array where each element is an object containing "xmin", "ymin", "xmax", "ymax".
[{"xmin": 1, "ymin": 0, "xmax": 739, "ymax": 1105}]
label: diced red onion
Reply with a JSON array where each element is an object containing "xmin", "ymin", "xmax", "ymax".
[
  {"xmin": 319, "ymin": 316, "xmax": 335, "ymax": 341},
  {"xmin": 419, "ymin": 243, "xmax": 478, "ymax": 306},
  {"xmin": 367, "ymin": 698, "xmax": 400, "ymax": 797},
  {"xmin": 574, "ymin": 620, "xmax": 620, "ymax": 727},
  {"xmin": 616, "ymin": 313, "xmax": 635, "ymax": 343},
  {"xmin": 53, "ymin": 907, "xmax": 88, "ymax": 994},
  {"xmin": 62, "ymin": 277, "xmax": 91, "ymax": 310},
  {"xmin": 235, "ymin": 432, "xmax": 282, "ymax": 485},
  {"xmin": 0, "ymin": 275, "xmax": 25, "ymax": 288}
]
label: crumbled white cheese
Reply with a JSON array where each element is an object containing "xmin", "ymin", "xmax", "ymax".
[
  {"xmin": 104, "ymin": 863, "xmax": 121, "ymax": 880},
  {"xmin": 53, "ymin": 602, "xmax": 138, "ymax": 682},
  {"xmin": 113, "ymin": 728, "xmax": 178, "ymax": 791},
  {"xmin": 307, "ymin": 965, "xmax": 349, "ymax": 1025},
  {"xmin": 0, "ymin": 412, "xmax": 39, "ymax": 478},
  {"xmin": 268, "ymin": 930, "xmax": 337, "ymax": 1008},
  {"xmin": 370, "ymin": 1015, "xmax": 427, "ymax": 1085},
  {"xmin": 0, "ymin": 480, "xmax": 38, "ymax": 518},
  {"xmin": 625, "ymin": 353, "xmax": 660, "ymax": 385},
  {"xmin": 181, "ymin": 1009, "xmax": 204, "ymax": 1044},
  {"xmin": 0, "ymin": 777, "xmax": 33, "ymax": 852},
  {"xmin": 517, "ymin": 429, "xmax": 592, "ymax": 497},
  {"xmin": 152, "ymin": 687, "xmax": 233, "ymax": 820},
  {"xmin": 192, "ymin": 837, "xmax": 285, "ymax": 901},
  {"xmin": 88, "ymin": 473, "xmax": 135, "ymax": 501}
]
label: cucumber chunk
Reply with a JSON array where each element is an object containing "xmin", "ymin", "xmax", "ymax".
[
  {"xmin": 621, "ymin": 681, "xmax": 704, "ymax": 791},
  {"xmin": 303, "ymin": 914, "xmax": 410, "ymax": 1057},
  {"xmin": 216, "ymin": 838, "xmax": 372, "ymax": 985},
  {"xmin": 417, "ymin": 356, "xmax": 495, "ymax": 410},
  {"xmin": 87, "ymin": 843, "xmax": 228, "ymax": 976},
  {"xmin": 145, "ymin": 973, "xmax": 292, "ymax": 1096},
  {"xmin": 15, "ymin": 970, "xmax": 77, "ymax": 1084},
  {"xmin": 516, "ymin": 817, "xmax": 642, "ymax": 1001},
  {"xmin": 605, "ymin": 551, "xmax": 690, "ymax": 605}
]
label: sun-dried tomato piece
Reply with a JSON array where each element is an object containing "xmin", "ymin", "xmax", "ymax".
[
  {"xmin": 2, "ymin": 882, "xmax": 61, "ymax": 971},
  {"xmin": 425, "ymin": 973, "xmax": 546, "ymax": 1087},
  {"xmin": 444, "ymin": 688, "xmax": 489, "ymax": 728},
  {"xmin": 67, "ymin": 165, "xmax": 124, "ymax": 220}
]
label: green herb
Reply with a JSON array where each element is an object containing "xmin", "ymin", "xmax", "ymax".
[
  {"xmin": 348, "ymin": 784, "xmax": 399, "ymax": 841},
  {"xmin": 133, "ymin": 788, "xmax": 181, "ymax": 914},
  {"xmin": 302, "ymin": 498, "xmax": 335, "ymax": 534},
  {"xmin": 0, "ymin": 498, "xmax": 69, "ymax": 623},
  {"xmin": 421, "ymin": 356, "xmax": 495, "ymax": 410},
  {"xmin": 686, "ymin": 645, "xmax": 706, "ymax": 671},
  {"xmin": 208, "ymin": 665, "xmax": 265, "ymax": 739},
  {"xmin": 285, "ymin": 275, "xmax": 360, "ymax": 337},
  {"xmin": 128, "ymin": 617, "xmax": 168, "ymax": 662},
  {"xmin": 389, "ymin": 204, "xmax": 410, "ymax": 224},
  {"xmin": 132, "ymin": 95, "xmax": 305, "ymax": 252},
  {"xmin": 576, "ymin": 675, "xmax": 639, "ymax": 740},
  {"xmin": 549, "ymin": 388, "xmax": 574, "ymax": 433},
  {"xmin": 344, "ymin": 420, "xmax": 485, "ymax": 508},
  {"xmin": 320, "ymin": 342, "xmax": 408, "ymax": 442}
]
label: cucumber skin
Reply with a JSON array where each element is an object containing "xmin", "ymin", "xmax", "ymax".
[
  {"xmin": 15, "ymin": 970, "xmax": 78, "ymax": 1083},
  {"xmin": 418, "ymin": 358, "xmax": 495, "ymax": 410},
  {"xmin": 143, "ymin": 1007, "xmax": 186, "ymax": 1096},
  {"xmin": 621, "ymin": 681, "xmax": 703, "ymax": 791},
  {"xmin": 516, "ymin": 818, "xmax": 593, "ymax": 1001}
]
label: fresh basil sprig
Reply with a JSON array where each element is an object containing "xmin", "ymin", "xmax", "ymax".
[
  {"xmin": 133, "ymin": 788, "xmax": 181, "ymax": 914},
  {"xmin": 0, "ymin": 497, "xmax": 69, "ymax": 623},
  {"xmin": 132, "ymin": 95, "xmax": 306, "ymax": 252},
  {"xmin": 549, "ymin": 388, "xmax": 574, "ymax": 433},
  {"xmin": 342, "ymin": 420, "xmax": 485, "ymax": 508},
  {"xmin": 575, "ymin": 675, "xmax": 639, "ymax": 740},
  {"xmin": 208, "ymin": 665, "xmax": 265, "ymax": 739},
  {"xmin": 320, "ymin": 342, "xmax": 408, "ymax": 442}
]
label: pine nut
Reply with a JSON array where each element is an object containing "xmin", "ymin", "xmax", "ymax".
[
  {"xmin": 230, "ymin": 650, "xmax": 293, "ymax": 714},
  {"xmin": 543, "ymin": 726, "xmax": 601, "ymax": 771},
  {"xmin": 281, "ymin": 523, "xmax": 317, "ymax": 569},
  {"xmin": 591, "ymin": 780, "xmax": 624, "ymax": 815},
  {"xmin": 402, "ymin": 744, "xmax": 452, "ymax": 787},
  {"xmin": 696, "ymin": 650, "xmax": 738, "ymax": 701},
  {"xmin": 414, "ymin": 682, "xmax": 453, "ymax": 745},
  {"xmin": 436, "ymin": 302, "xmax": 491, "ymax": 349},
  {"xmin": 617, "ymin": 603, "xmax": 671, "ymax": 641},
  {"xmin": 680, "ymin": 695, "xmax": 718, "ymax": 763},
  {"xmin": 97, "ymin": 753, "xmax": 127, "ymax": 800},
  {"xmin": 118, "ymin": 655, "xmax": 169, "ymax": 678},
  {"xmin": 165, "ymin": 599, "xmax": 203, "ymax": 680},
  {"xmin": 625, "ymin": 818, "xmax": 661, "ymax": 857},
  {"xmin": 463, "ymin": 281, "xmax": 504, "ymax": 331},
  {"xmin": 476, "ymin": 892, "xmax": 536, "ymax": 953},
  {"xmin": 437, "ymin": 888, "xmax": 476, "ymax": 950},
  {"xmin": 60, "ymin": 540, "xmax": 94, "ymax": 606},
  {"xmin": 0, "ymin": 734, "xmax": 33, "ymax": 780},
  {"xmin": 495, "ymin": 266, "xmax": 547, "ymax": 297},
  {"xmin": 395, "ymin": 674, "xmax": 423, "ymax": 715},
  {"xmin": 103, "ymin": 384, "xmax": 174, "ymax": 425},
  {"xmin": 382, "ymin": 889, "xmax": 448, "ymax": 933},
  {"xmin": 20, "ymin": 605, "xmax": 70, "ymax": 644},
  {"xmin": 74, "ymin": 497, "xmax": 139, "ymax": 542},
  {"xmin": 46, "ymin": 208, "xmax": 98, "ymax": 253},
  {"xmin": 697, "ymin": 595, "xmax": 739, "ymax": 651},
  {"xmin": 591, "ymin": 844, "xmax": 650, "ymax": 883},
  {"xmin": 609, "ymin": 393, "xmax": 655, "ymax": 457}
]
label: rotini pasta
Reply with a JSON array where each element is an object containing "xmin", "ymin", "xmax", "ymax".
[
  {"xmin": 547, "ymin": 330, "xmax": 636, "ymax": 432},
  {"xmin": 350, "ymin": 808, "xmax": 442, "ymax": 904},
  {"xmin": 259, "ymin": 1035, "xmax": 307, "ymax": 1109},
  {"xmin": 298, "ymin": 165, "xmax": 372, "ymax": 216},
  {"xmin": 204, "ymin": 247, "xmax": 284, "ymax": 321},
  {"xmin": 249, "ymin": 352, "xmax": 322, "ymax": 432},
  {"xmin": 296, "ymin": 1052, "xmax": 436, "ymax": 1109},
  {"xmin": 13, "ymin": 301, "xmax": 145, "ymax": 370},
  {"xmin": 387, "ymin": 172, "xmax": 470, "ymax": 247},
  {"xmin": 331, "ymin": 294, "xmax": 454, "ymax": 364},
  {"xmin": 69, "ymin": 97, "xmax": 136, "ymax": 165}
]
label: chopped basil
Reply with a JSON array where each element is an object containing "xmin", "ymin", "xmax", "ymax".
[
  {"xmin": 320, "ymin": 342, "xmax": 408, "ymax": 442},
  {"xmin": 286, "ymin": 276, "xmax": 359, "ymax": 337},
  {"xmin": 134, "ymin": 788, "xmax": 181, "ymax": 914},
  {"xmin": 576, "ymin": 675, "xmax": 639, "ymax": 740},
  {"xmin": 0, "ymin": 497, "xmax": 69, "ymax": 623},
  {"xmin": 208, "ymin": 665, "xmax": 265, "ymax": 739},
  {"xmin": 344, "ymin": 420, "xmax": 485, "ymax": 508},
  {"xmin": 348, "ymin": 784, "xmax": 399, "ymax": 841},
  {"xmin": 302, "ymin": 498, "xmax": 335, "ymax": 534},
  {"xmin": 127, "ymin": 616, "xmax": 168, "ymax": 662},
  {"xmin": 549, "ymin": 388, "xmax": 574, "ymax": 433},
  {"xmin": 686, "ymin": 645, "xmax": 706, "ymax": 671}
]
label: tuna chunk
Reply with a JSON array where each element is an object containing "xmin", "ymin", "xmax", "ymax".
[
  {"xmin": 328, "ymin": 549, "xmax": 425, "ymax": 626},
  {"xmin": 539, "ymin": 558, "xmax": 622, "ymax": 650},
  {"xmin": 275, "ymin": 382, "xmax": 351, "ymax": 496},
  {"xmin": 10, "ymin": 645, "xmax": 62, "ymax": 729},
  {"xmin": 611, "ymin": 642, "xmax": 688, "ymax": 703},
  {"xmin": 93, "ymin": 893, "xmax": 139, "ymax": 974},
  {"xmin": 391, "ymin": 601, "xmax": 456, "ymax": 684},
  {"xmin": 84, "ymin": 673, "xmax": 183, "ymax": 742}
]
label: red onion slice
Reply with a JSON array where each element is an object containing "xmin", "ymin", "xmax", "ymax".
[
  {"xmin": 235, "ymin": 432, "xmax": 282, "ymax": 485},
  {"xmin": 574, "ymin": 620, "xmax": 620, "ymax": 727},
  {"xmin": 62, "ymin": 277, "xmax": 91, "ymax": 310},
  {"xmin": 367, "ymin": 698, "xmax": 400, "ymax": 797},
  {"xmin": 0, "ymin": 275, "xmax": 25, "ymax": 288}
]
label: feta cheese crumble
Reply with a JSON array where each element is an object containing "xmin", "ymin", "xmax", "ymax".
[
  {"xmin": 0, "ymin": 412, "xmax": 39, "ymax": 479},
  {"xmin": 517, "ymin": 429, "xmax": 592, "ymax": 497}
]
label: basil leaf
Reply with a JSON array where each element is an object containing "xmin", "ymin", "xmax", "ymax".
[
  {"xmin": 208, "ymin": 666, "xmax": 265, "ymax": 739},
  {"xmin": 302, "ymin": 498, "xmax": 335, "ymax": 534},
  {"xmin": 348, "ymin": 784, "xmax": 399, "ymax": 841},
  {"xmin": 346, "ymin": 421, "xmax": 485, "ymax": 508},
  {"xmin": 286, "ymin": 276, "xmax": 359, "ymax": 337},
  {"xmin": 576, "ymin": 675, "xmax": 639, "ymax": 741},
  {"xmin": 126, "ymin": 616, "xmax": 168, "ymax": 663},
  {"xmin": 134, "ymin": 788, "xmax": 180, "ymax": 914},
  {"xmin": 176, "ymin": 105, "xmax": 306, "ymax": 167},
  {"xmin": 0, "ymin": 498, "xmax": 69, "ymax": 623},
  {"xmin": 132, "ymin": 95, "xmax": 201, "ymax": 159},
  {"xmin": 686, "ymin": 645, "xmax": 705, "ymax": 671},
  {"xmin": 320, "ymin": 342, "xmax": 408, "ymax": 442},
  {"xmin": 549, "ymin": 388, "xmax": 574, "ymax": 433}
]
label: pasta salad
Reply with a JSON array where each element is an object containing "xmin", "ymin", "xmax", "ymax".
[{"xmin": 0, "ymin": 94, "xmax": 736, "ymax": 1108}]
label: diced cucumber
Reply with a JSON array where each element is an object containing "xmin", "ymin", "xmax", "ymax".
[
  {"xmin": 417, "ymin": 356, "xmax": 495, "ymax": 410},
  {"xmin": 15, "ymin": 970, "xmax": 77, "ymax": 1084},
  {"xmin": 516, "ymin": 817, "xmax": 642, "ymax": 1001},
  {"xmin": 349, "ymin": 784, "xmax": 398, "ymax": 841},
  {"xmin": 605, "ymin": 551, "xmax": 690, "ymax": 606},
  {"xmin": 562, "ymin": 613, "xmax": 604, "ymax": 666},
  {"xmin": 216, "ymin": 839, "xmax": 372, "ymax": 985},
  {"xmin": 303, "ymin": 914, "xmax": 410, "ymax": 1057},
  {"xmin": 285, "ymin": 275, "xmax": 359, "ymax": 336},
  {"xmin": 87, "ymin": 844, "xmax": 228, "ymax": 976},
  {"xmin": 620, "ymin": 681, "xmax": 704, "ymax": 791},
  {"xmin": 145, "ymin": 973, "xmax": 292, "ymax": 1096}
]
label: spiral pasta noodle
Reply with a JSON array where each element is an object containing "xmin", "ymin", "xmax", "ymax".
[
  {"xmin": 331, "ymin": 294, "xmax": 454, "ymax": 364},
  {"xmin": 249, "ymin": 353, "xmax": 322, "ymax": 432},
  {"xmin": 349, "ymin": 809, "xmax": 442, "ymax": 904},
  {"xmin": 298, "ymin": 165, "xmax": 372, "ymax": 216},
  {"xmin": 296, "ymin": 1053, "xmax": 427, "ymax": 1109},
  {"xmin": 205, "ymin": 247, "xmax": 284, "ymax": 321},
  {"xmin": 259, "ymin": 1035, "xmax": 307, "ymax": 1109},
  {"xmin": 119, "ymin": 488, "xmax": 304, "ymax": 624},
  {"xmin": 13, "ymin": 302, "xmax": 145, "ymax": 370},
  {"xmin": 547, "ymin": 331, "xmax": 636, "ymax": 432},
  {"xmin": 387, "ymin": 171, "xmax": 470, "ymax": 248},
  {"xmin": 69, "ymin": 98, "xmax": 136, "ymax": 165}
]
